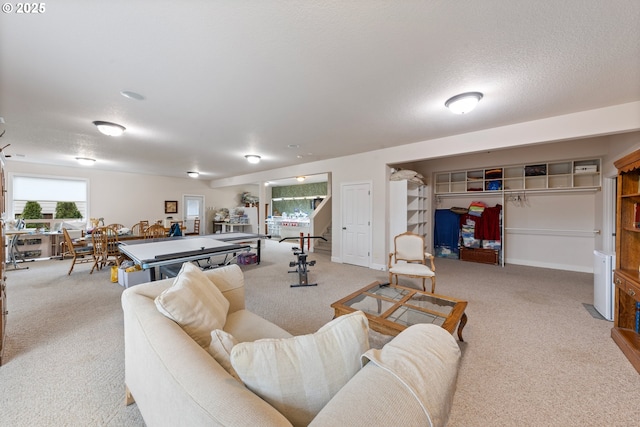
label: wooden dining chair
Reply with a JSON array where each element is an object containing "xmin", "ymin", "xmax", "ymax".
[
  {"xmin": 90, "ymin": 227, "xmax": 107, "ymax": 274},
  {"xmin": 103, "ymin": 225, "xmax": 124, "ymax": 266},
  {"xmin": 185, "ymin": 218, "xmax": 200, "ymax": 236},
  {"xmin": 130, "ymin": 221, "xmax": 147, "ymax": 236},
  {"xmin": 90, "ymin": 226, "xmax": 123, "ymax": 274},
  {"xmin": 144, "ymin": 223, "xmax": 167, "ymax": 239},
  {"xmin": 169, "ymin": 220, "xmax": 184, "ymax": 231},
  {"xmin": 62, "ymin": 228, "xmax": 94, "ymax": 275}
]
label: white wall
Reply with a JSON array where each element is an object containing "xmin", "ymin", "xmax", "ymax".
[
  {"xmin": 208, "ymin": 184, "xmax": 260, "ymax": 209},
  {"xmin": 4, "ymin": 163, "xmax": 219, "ymax": 229},
  {"xmin": 7, "ymin": 104, "xmax": 638, "ymax": 272},
  {"xmin": 209, "ymin": 102, "xmax": 640, "ymax": 272},
  {"xmin": 4, "ymin": 163, "xmax": 264, "ymax": 235}
]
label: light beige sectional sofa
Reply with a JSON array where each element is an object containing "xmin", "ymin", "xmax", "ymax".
[{"xmin": 121, "ymin": 264, "xmax": 462, "ymax": 427}]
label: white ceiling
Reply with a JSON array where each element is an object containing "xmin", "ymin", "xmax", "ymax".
[{"xmin": 1, "ymin": 1, "xmax": 639, "ymax": 180}]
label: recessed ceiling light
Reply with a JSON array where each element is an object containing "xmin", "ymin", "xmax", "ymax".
[
  {"xmin": 245, "ymin": 154, "xmax": 261, "ymax": 164},
  {"xmin": 76, "ymin": 157, "xmax": 96, "ymax": 166},
  {"xmin": 120, "ymin": 90, "xmax": 145, "ymax": 101},
  {"xmin": 296, "ymin": 176, "xmax": 306, "ymax": 182},
  {"xmin": 288, "ymin": 144, "xmax": 300, "ymax": 149},
  {"xmin": 187, "ymin": 171, "xmax": 199, "ymax": 178},
  {"xmin": 93, "ymin": 121, "xmax": 126, "ymax": 136},
  {"xmin": 445, "ymin": 92, "xmax": 483, "ymax": 114}
]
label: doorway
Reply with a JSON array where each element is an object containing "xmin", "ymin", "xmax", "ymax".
[
  {"xmin": 183, "ymin": 194, "xmax": 204, "ymax": 235},
  {"xmin": 341, "ymin": 182, "xmax": 371, "ymax": 267}
]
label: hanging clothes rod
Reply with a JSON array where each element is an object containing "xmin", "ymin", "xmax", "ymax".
[{"xmin": 504, "ymin": 227, "xmax": 600, "ymax": 237}]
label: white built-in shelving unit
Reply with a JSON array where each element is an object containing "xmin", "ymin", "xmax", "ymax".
[
  {"xmin": 435, "ymin": 158, "xmax": 601, "ymax": 195},
  {"xmin": 389, "ymin": 180, "xmax": 428, "ymax": 248}
]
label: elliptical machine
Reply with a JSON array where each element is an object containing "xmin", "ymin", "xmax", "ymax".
[{"xmin": 279, "ymin": 233, "xmax": 327, "ymax": 287}]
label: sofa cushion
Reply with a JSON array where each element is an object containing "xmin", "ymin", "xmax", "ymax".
[
  {"xmin": 207, "ymin": 329, "xmax": 240, "ymax": 381},
  {"xmin": 230, "ymin": 311, "xmax": 369, "ymax": 427},
  {"xmin": 360, "ymin": 324, "xmax": 461, "ymax": 427},
  {"xmin": 224, "ymin": 309, "xmax": 293, "ymax": 342},
  {"xmin": 155, "ymin": 262, "xmax": 230, "ymax": 347}
]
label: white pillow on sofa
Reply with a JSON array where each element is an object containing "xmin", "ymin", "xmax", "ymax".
[
  {"xmin": 230, "ymin": 311, "xmax": 370, "ymax": 427},
  {"xmin": 155, "ymin": 262, "xmax": 230, "ymax": 347}
]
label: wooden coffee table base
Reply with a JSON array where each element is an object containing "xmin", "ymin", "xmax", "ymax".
[
  {"xmin": 456, "ymin": 312, "xmax": 468, "ymax": 342},
  {"xmin": 331, "ymin": 281, "xmax": 468, "ymax": 341}
]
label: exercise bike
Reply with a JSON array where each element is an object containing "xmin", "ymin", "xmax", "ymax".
[{"xmin": 279, "ymin": 234, "xmax": 327, "ymax": 287}]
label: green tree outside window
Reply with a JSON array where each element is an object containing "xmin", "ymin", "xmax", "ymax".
[
  {"xmin": 55, "ymin": 201, "xmax": 82, "ymax": 219},
  {"xmin": 21, "ymin": 200, "xmax": 44, "ymax": 229}
]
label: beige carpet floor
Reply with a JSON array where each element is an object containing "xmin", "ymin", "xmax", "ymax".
[{"xmin": 1, "ymin": 240, "xmax": 639, "ymax": 426}]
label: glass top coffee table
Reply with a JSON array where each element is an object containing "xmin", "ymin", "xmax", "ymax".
[{"xmin": 331, "ymin": 281, "xmax": 468, "ymax": 341}]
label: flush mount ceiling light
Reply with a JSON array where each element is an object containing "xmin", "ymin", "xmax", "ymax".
[
  {"xmin": 75, "ymin": 157, "xmax": 96, "ymax": 166},
  {"xmin": 120, "ymin": 90, "xmax": 145, "ymax": 101},
  {"xmin": 296, "ymin": 176, "xmax": 306, "ymax": 182},
  {"xmin": 93, "ymin": 120, "xmax": 126, "ymax": 136},
  {"xmin": 245, "ymin": 154, "xmax": 261, "ymax": 164},
  {"xmin": 444, "ymin": 92, "xmax": 483, "ymax": 114},
  {"xmin": 187, "ymin": 171, "xmax": 199, "ymax": 178}
]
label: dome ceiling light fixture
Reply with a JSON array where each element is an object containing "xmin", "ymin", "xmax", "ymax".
[
  {"xmin": 93, "ymin": 120, "xmax": 126, "ymax": 136},
  {"xmin": 120, "ymin": 90, "xmax": 145, "ymax": 101},
  {"xmin": 245, "ymin": 154, "xmax": 261, "ymax": 164},
  {"xmin": 75, "ymin": 157, "xmax": 96, "ymax": 166},
  {"xmin": 444, "ymin": 92, "xmax": 484, "ymax": 114},
  {"xmin": 187, "ymin": 171, "xmax": 199, "ymax": 178}
]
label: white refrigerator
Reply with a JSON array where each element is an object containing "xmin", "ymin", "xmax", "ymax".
[{"xmin": 593, "ymin": 250, "xmax": 615, "ymax": 321}]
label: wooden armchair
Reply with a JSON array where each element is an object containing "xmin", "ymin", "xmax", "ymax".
[
  {"xmin": 388, "ymin": 231, "xmax": 436, "ymax": 293},
  {"xmin": 62, "ymin": 228, "xmax": 94, "ymax": 275}
]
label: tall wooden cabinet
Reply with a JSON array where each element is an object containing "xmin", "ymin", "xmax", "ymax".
[{"xmin": 612, "ymin": 149, "xmax": 640, "ymax": 374}]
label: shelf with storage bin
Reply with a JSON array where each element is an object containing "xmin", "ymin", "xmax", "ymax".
[{"xmin": 434, "ymin": 158, "xmax": 601, "ymax": 195}]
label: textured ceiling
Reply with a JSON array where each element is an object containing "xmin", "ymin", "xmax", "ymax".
[{"xmin": 1, "ymin": 1, "xmax": 639, "ymax": 180}]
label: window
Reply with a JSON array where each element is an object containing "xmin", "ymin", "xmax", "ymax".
[{"xmin": 11, "ymin": 174, "xmax": 88, "ymax": 220}]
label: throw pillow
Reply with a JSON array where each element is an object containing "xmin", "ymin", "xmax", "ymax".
[
  {"xmin": 155, "ymin": 262, "xmax": 230, "ymax": 347},
  {"xmin": 230, "ymin": 311, "xmax": 370, "ymax": 427},
  {"xmin": 207, "ymin": 329, "xmax": 240, "ymax": 381}
]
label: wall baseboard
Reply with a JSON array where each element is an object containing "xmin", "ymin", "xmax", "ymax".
[{"xmin": 506, "ymin": 258, "xmax": 592, "ymax": 273}]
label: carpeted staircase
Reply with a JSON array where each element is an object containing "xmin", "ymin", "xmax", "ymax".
[{"xmin": 313, "ymin": 223, "xmax": 331, "ymax": 255}]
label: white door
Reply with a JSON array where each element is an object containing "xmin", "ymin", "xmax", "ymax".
[
  {"xmin": 183, "ymin": 195, "xmax": 204, "ymax": 234},
  {"xmin": 341, "ymin": 182, "xmax": 371, "ymax": 267}
]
